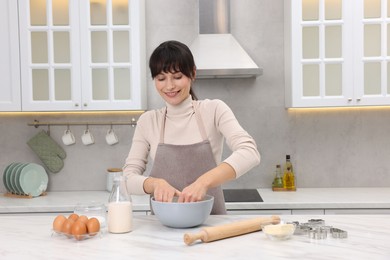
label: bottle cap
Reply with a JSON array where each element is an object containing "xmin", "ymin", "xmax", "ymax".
[
  {"xmin": 107, "ymin": 168, "xmax": 122, "ymax": 173},
  {"xmin": 286, "ymin": 155, "xmax": 291, "ymax": 160}
]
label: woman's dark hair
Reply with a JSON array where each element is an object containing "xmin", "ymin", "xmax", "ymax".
[{"xmin": 149, "ymin": 40, "xmax": 197, "ymax": 100}]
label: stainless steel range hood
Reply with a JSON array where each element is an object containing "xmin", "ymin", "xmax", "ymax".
[{"xmin": 190, "ymin": 0, "xmax": 263, "ymax": 79}]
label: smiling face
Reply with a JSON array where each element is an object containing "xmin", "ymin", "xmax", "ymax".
[
  {"xmin": 149, "ymin": 41, "xmax": 197, "ymax": 104},
  {"xmin": 154, "ymin": 70, "xmax": 193, "ymax": 106}
]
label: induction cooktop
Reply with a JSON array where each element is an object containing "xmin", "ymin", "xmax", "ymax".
[{"xmin": 223, "ymin": 189, "xmax": 263, "ymax": 203}]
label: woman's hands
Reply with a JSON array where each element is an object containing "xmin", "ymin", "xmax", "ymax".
[
  {"xmin": 144, "ymin": 177, "xmax": 207, "ymax": 203},
  {"xmin": 145, "ymin": 178, "xmax": 181, "ymax": 202},
  {"xmin": 144, "ymin": 163, "xmax": 236, "ymax": 203},
  {"xmin": 177, "ymin": 179, "xmax": 208, "ymax": 203},
  {"xmin": 179, "ymin": 162, "xmax": 236, "ymax": 202}
]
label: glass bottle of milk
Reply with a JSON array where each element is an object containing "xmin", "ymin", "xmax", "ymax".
[{"xmin": 108, "ymin": 175, "xmax": 132, "ymax": 233}]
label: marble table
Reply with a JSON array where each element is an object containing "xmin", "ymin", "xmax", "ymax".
[{"xmin": 0, "ymin": 214, "xmax": 389, "ymax": 259}]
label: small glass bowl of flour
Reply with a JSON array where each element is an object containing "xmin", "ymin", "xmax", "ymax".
[{"xmin": 262, "ymin": 223, "xmax": 296, "ymax": 240}]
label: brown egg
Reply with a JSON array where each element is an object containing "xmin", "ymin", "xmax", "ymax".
[
  {"xmin": 86, "ymin": 217, "xmax": 100, "ymax": 235},
  {"xmin": 61, "ymin": 219, "xmax": 75, "ymax": 237},
  {"xmin": 78, "ymin": 215, "xmax": 89, "ymax": 225},
  {"xmin": 68, "ymin": 213, "xmax": 79, "ymax": 222},
  {"xmin": 52, "ymin": 215, "xmax": 67, "ymax": 232},
  {"xmin": 72, "ymin": 220, "xmax": 87, "ymax": 240}
]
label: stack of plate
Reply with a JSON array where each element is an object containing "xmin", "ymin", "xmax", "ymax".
[{"xmin": 2, "ymin": 162, "xmax": 48, "ymax": 197}]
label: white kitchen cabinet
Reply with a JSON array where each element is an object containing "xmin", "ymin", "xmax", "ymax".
[
  {"xmin": 325, "ymin": 208, "xmax": 390, "ymax": 215},
  {"xmin": 134, "ymin": 210, "xmax": 150, "ymax": 216},
  {"xmin": 229, "ymin": 209, "xmax": 390, "ymax": 216},
  {"xmin": 0, "ymin": 1, "xmax": 21, "ymax": 111},
  {"xmin": 227, "ymin": 209, "xmax": 292, "ymax": 215},
  {"xmin": 291, "ymin": 209, "xmax": 325, "ymax": 215},
  {"xmin": 285, "ymin": 0, "xmax": 390, "ymax": 108},
  {"xmin": 18, "ymin": 0, "xmax": 146, "ymax": 111}
]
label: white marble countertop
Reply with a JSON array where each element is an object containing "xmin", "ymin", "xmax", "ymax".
[
  {"xmin": 0, "ymin": 214, "xmax": 389, "ymax": 259},
  {"xmin": 1, "ymin": 187, "xmax": 390, "ymax": 214}
]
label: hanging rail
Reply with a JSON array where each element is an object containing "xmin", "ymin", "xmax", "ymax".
[{"xmin": 27, "ymin": 118, "xmax": 137, "ymax": 128}]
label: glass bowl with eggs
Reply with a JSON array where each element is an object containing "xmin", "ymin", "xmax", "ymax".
[
  {"xmin": 73, "ymin": 202, "xmax": 107, "ymax": 229},
  {"xmin": 51, "ymin": 202, "xmax": 105, "ymax": 241}
]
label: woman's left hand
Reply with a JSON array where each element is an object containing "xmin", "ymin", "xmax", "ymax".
[
  {"xmin": 178, "ymin": 163, "xmax": 237, "ymax": 203},
  {"xmin": 178, "ymin": 180, "xmax": 208, "ymax": 203}
]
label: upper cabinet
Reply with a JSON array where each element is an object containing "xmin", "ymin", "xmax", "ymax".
[
  {"xmin": 18, "ymin": 0, "xmax": 146, "ymax": 111},
  {"xmin": 285, "ymin": 0, "xmax": 390, "ymax": 108},
  {"xmin": 0, "ymin": 1, "xmax": 21, "ymax": 111}
]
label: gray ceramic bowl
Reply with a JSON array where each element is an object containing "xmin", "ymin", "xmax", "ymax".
[{"xmin": 150, "ymin": 195, "xmax": 214, "ymax": 228}]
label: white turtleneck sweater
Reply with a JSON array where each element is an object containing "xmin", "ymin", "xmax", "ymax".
[{"xmin": 123, "ymin": 96, "xmax": 260, "ymax": 194}]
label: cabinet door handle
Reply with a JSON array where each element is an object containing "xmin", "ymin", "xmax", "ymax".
[
  {"xmin": 348, "ymin": 98, "xmax": 352, "ymax": 102},
  {"xmin": 83, "ymin": 103, "xmax": 88, "ymax": 107},
  {"xmin": 75, "ymin": 103, "xmax": 79, "ymax": 107},
  {"xmin": 357, "ymin": 98, "xmax": 361, "ymax": 102}
]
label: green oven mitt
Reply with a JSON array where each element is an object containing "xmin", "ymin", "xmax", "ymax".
[{"xmin": 27, "ymin": 130, "xmax": 66, "ymax": 173}]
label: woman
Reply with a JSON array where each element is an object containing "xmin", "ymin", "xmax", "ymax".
[{"xmin": 123, "ymin": 40, "xmax": 260, "ymax": 214}]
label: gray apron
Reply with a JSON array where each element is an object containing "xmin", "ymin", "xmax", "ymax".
[{"xmin": 149, "ymin": 102, "xmax": 226, "ymax": 214}]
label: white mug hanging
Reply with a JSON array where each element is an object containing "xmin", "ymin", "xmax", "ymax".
[
  {"xmin": 106, "ymin": 126, "xmax": 119, "ymax": 145},
  {"xmin": 81, "ymin": 125, "xmax": 95, "ymax": 145},
  {"xmin": 62, "ymin": 126, "xmax": 76, "ymax": 145}
]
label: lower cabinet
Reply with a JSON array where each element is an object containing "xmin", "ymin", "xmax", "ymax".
[
  {"xmin": 2, "ymin": 212, "xmax": 60, "ymax": 216},
  {"xmin": 291, "ymin": 209, "xmax": 325, "ymax": 215},
  {"xmin": 324, "ymin": 209, "xmax": 390, "ymax": 215},
  {"xmin": 135, "ymin": 210, "xmax": 150, "ymax": 216},
  {"xmin": 227, "ymin": 208, "xmax": 390, "ymax": 215},
  {"xmin": 2, "ymin": 210, "xmax": 150, "ymax": 216},
  {"xmin": 227, "ymin": 210, "xmax": 292, "ymax": 215}
]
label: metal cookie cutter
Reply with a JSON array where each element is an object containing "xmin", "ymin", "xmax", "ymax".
[
  {"xmin": 308, "ymin": 219, "xmax": 325, "ymax": 227},
  {"xmin": 293, "ymin": 222, "xmax": 312, "ymax": 235},
  {"xmin": 288, "ymin": 221, "xmax": 309, "ymax": 235},
  {"xmin": 330, "ymin": 228, "xmax": 348, "ymax": 239},
  {"xmin": 308, "ymin": 227, "xmax": 328, "ymax": 240}
]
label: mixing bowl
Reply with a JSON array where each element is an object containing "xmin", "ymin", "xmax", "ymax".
[{"xmin": 150, "ymin": 195, "xmax": 214, "ymax": 228}]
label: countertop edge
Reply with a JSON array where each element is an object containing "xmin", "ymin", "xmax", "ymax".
[{"xmin": 2, "ymin": 188, "xmax": 390, "ymax": 213}]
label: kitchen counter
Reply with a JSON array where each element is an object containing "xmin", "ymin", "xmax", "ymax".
[
  {"xmin": 1, "ymin": 188, "xmax": 390, "ymax": 214},
  {"xmin": 229, "ymin": 187, "xmax": 390, "ymax": 210},
  {"xmin": 0, "ymin": 191, "xmax": 148, "ymax": 214},
  {"xmin": 0, "ymin": 214, "xmax": 389, "ymax": 259}
]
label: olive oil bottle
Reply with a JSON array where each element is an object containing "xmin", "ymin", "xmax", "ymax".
[
  {"xmin": 283, "ymin": 155, "xmax": 295, "ymax": 189},
  {"xmin": 272, "ymin": 164, "xmax": 283, "ymax": 189}
]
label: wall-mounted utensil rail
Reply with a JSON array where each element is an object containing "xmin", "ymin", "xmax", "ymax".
[{"xmin": 27, "ymin": 119, "xmax": 137, "ymax": 128}]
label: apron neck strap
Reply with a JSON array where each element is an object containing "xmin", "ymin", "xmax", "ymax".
[
  {"xmin": 160, "ymin": 107, "xmax": 167, "ymax": 143},
  {"xmin": 159, "ymin": 101, "xmax": 208, "ymax": 143},
  {"xmin": 192, "ymin": 101, "xmax": 208, "ymax": 141}
]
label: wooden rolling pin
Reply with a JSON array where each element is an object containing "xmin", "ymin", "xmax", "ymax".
[{"xmin": 183, "ymin": 215, "xmax": 280, "ymax": 245}]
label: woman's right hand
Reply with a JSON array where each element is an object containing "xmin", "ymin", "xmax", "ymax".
[{"xmin": 144, "ymin": 177, "xmax": 181, "ymax": 202}]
